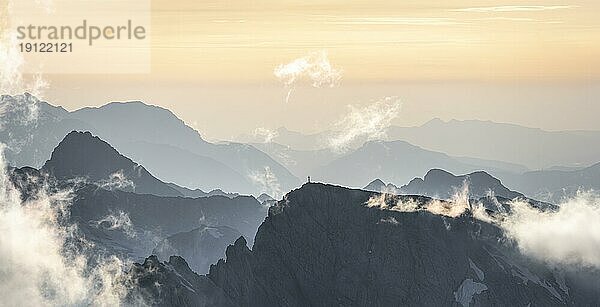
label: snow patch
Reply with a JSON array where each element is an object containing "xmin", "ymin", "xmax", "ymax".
[{"xmin": 454, "ymin": 278, "xmax": 487, "ymax": 307}]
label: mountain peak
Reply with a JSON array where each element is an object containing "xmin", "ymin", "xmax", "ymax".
[
  {"xmin": 42, "ymin": 131, "xmax": 182, "ymax": 197},
  {"xmin": 43, "ymin": 131, "xmax": 131, "ymax": 181},
  {"xmin": 402, "ymin": 169, "xmax": 522, "ymax": 200}
]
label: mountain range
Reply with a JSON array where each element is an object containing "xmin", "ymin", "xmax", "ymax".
[
  {"xmin": 0, "ymin": 93, "xmax": 300, "ymax": 195},
  {"xmin": 9, "ymin": 131, "xmax": 268, "ymax": 273},
  {"xmin": 239, "ymin": 120, "xmax": 600, "ymax": 171},
  {"xmin": 314, "ymin": 140, "xmax": 523, "ymax": 189},
  {"xmin": 205, "ymin": 184, "xmax": 598, "ymax": 305}
]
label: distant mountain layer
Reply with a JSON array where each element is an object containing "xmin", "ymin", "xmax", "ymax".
[
  {"xmin": 386, "ymin": 118, "xmax": 600, "ymax": 170},
  {"xmin": 242, "ymin": 121, "xmax": 600, "ymax": 173},
  {"xmin": 315, "ymin": 140, "xmax": 521, "ymax": 188},
  {"xmin": 153, "ymin": 225, "xmax": 242, "ymax": 274},
  {"xmin": 205, "ymin": 183, "xmax": 598, "ymax": 306},
  {"xmin": 124, "ymin": 255, "xmax": 233, "ymax": 306},
  {"xmin": 10, "ymin": 166, "xmax": 267, "ymax": 263},
  {"xmin": 502, "ymin": 162, "xmax": 600, "ymax": 202},
  {"xmin": 0, "ymin": 94, "xmax": 300, "ymax": 195}
]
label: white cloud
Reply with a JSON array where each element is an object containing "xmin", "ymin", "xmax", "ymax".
[
  {"xmin": 252, "ymin": 127, "xmax": 279, "ymax": 143},
  {"xmin": 248, "ymin": 166, "xmax": 282, "ymax": 200},
  {"xmin": 328, "ymin": 96, "xmax": 402, "ymax": 152},
  {"xmin": 0, "ymin": 147, "xmax": 135, "ymax": 305},
  {"xmin": 0, "ymin": 1, "xmax": 50, "ymax": 97},
  {"xmin": 500, "ymin": 191, "xmax": 600, "ymax": 268},
  {"xmin": 97, "ymin": 171, "xmax": 136, "ymax": 191},
  {"xmin": 94, "ymin": 210, "xmax": 137, "ymax": 238},
  {"xmin": 274, "ymin": 50, "xmax": 342, "ymax": 103}
]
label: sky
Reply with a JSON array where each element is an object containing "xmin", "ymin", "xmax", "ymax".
[{"xmin": 2, "ymin": 0, "xmax": 600, "ymax": 140}]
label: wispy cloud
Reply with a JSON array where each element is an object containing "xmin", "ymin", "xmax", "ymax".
[
  {"xmin": 274, "ymin": 50, "xmax": 342, "ymax": 103},
  {"xmin": 452, "ymin": 5, "xmax": 578, "ymax": 12},
  {"xmin": 248, "ymin": 166, "xmax": 282, "ymax": 200},
  {"xmin": 326, "ymin": 17, "xmax": 466, "ymax": 26},
  {"xmin": 475, "ymin": 17, "xmax": 564, "ymax": 24},
  {"xmin": 252, "ymin": 127, "xmax": 278, "ymax": 143},
  {"xmin": 328, "ymin": 96, "xmax": 402, "ymax": 152}
]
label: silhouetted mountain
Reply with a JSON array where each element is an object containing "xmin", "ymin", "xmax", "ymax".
[
  {"xmin": 363, "ymin": 179, "xmax": 400, "ymax": 193},
  {"xmin": 42, "ymin": 131, "xmax": 183, "ymax": 197},
  {"xmin": 401, "ymin": 169, "xmax": 523, "ymax": 200},
  {"xmin": 0, "ymin": 94, "xmax": 300, "ymax": 195},
  {"xmin": 207, "ymin": 183, "xmax": 598, "ymax": 306},
  {"xmin": 124, "ymin": 255, "xmax": 233, "ymax": 306},
  {"xmin": 246, "ymin": 127, "xmax": 527, "ymax": 179},
  {"xmin": 67, "ymin": 101, "xmax": 299, "ymax": 194},
  {"xmin": 316, "ymin": 140, "xmax": 512, "ymax": 188},
  {"xmin": 9, "ymin": 166, "xmax": 267, "ymax": 261},
  {"xmin": 0, "ymin": 94, "xmax": 93, "ymax": 167},
  {"xmin": 386, "ymin": 118, "xmax": 600, "ymax": 170},
  {"xmin": 166, "ymin": 183, "xmax": 239, "ymax": 199},
  {"xmin": 153, "ymin": 225, "xmax": 242, "ymax": 274}
]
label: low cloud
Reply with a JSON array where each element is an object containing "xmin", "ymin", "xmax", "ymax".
[
  {"xmin": 500, "ymin": 191, "xmax": 600, "ymax": 268},
  {"xmin": 274, "ymin": 50, "xmax": 342, "ymax": 103},
  {"xmin": 248, "ymin": 166, "xmax": 282, "ymax": 200},
  {"xmin": 329, "ymin": 96, "xmax": 402, "ymax": 152},
  {"xmin": 252, "ymin": 127, "xmax": 279, "ymax": 143},
  {"xmin": 97, "ymin": 171, "xmax": 136, "ymax": 191},
  {"xmin": 94, "ymin": 210, "xmax": 137, "ymax": 238},
  {"xmin": 368, "ymin": 180, "xmax": 600, "ymax": 269},
  {"xmin": 0, "ymin": 2, "xmax": 50, "ymax": 97},
  {"xmin": 0, "ymin": 148, "xmax": 138, "ymax": 305}
]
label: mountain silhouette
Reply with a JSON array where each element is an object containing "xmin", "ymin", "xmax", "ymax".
[
  {"xmin": 363, "ymin": 178, "xmax": 400, "ymax": 193},
  {"xmin": 205, "ymin": 183, "xmax": 598, "ymax": 306},
  {"xmin": 386, "ymin": 118, "xmax": 600, "ymax": 170},
  {"xmin": 153, "ymin": 225, "xmax": 242, "ymax": 274},
  {"xmin": 504, "ymin": 162, "xmax": 600, "ymax": 202},
  {"xmin": 400, "ymin": 169, "xmax": 523, "ymax": 200},
  {"xmin": 0, "ymin": 94, "xmax": 300, "ymax": 195},
  {"xmin": 316, "ymin": 140, "xmax": 513, "ymax": 188},
  {"xmin": 42, "ymin": 131, "xmax": 183, "ymax": 197},
  {"xmin": 10, "ymin": 165, "xmax": 267, "ymax": 261}
]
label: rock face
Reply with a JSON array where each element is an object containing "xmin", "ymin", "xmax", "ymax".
[
  {"xmin": 124, "ymin": 255, "xmax": 233, "ymax": 307},
  {"xmin": 400, "ymin": 169, "xmax": 523, "ymax": 200},
  {"xmin": 9, "ymin": 166, "xmax": 266, "ymax": 262},
  {"xmin": 42, "ymin": 131, "xmax": 182, "ymax": 197},
  {"xmin": 208, "ymin": 183, "xmax": 597, "ymax": 306},
  {"xmin": 153, "ymin": 225, "xmax": 242, "ymax": 274}
]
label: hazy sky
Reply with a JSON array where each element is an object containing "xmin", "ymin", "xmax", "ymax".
[{"xmin": 6, "ymin": 0, "xmax": 600, "ymax": 139}]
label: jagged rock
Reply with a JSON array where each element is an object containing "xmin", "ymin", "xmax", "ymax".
[
  {"xmin": 153, "ymin": 225, "xmax": 242, "ymax": 274},
  {"xmin": 208, "ymin": 183, "xmax": 599, "ymax": 306},
  {"xmin": 124, "ymin": 255, "xmax": 234, "ymax": 307}
]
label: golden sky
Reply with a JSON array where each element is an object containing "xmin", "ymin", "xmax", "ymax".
[
  {"xmin": 4, "ymin": 0, "xmax": 599, "ymax": 139},
  {"xmin": 148, "ymin": 0, "xmax": 600, "ymax": 81}
]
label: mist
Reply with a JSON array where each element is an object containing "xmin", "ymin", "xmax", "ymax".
[
  {"xmin": 0, "ymin": 149, "xmax": 137, "ymax": 306},
  {"xmin": 501, "ymin": 192, "xmax": 600, "ymax": 269}
]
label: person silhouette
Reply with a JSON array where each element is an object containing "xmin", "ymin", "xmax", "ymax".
[{"xmin": 307, "ymin": 176, "xmax": 311, "ymax": 183}]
